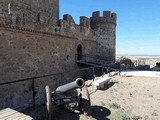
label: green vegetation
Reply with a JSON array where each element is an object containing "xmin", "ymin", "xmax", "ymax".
[
  {"xmin": 121, "ymin": 114, "xmax": 142, "ymax": 120},
  {"xmin": 151, "ymin": 111, "xmax": 158, "ymax": 116},
  {"xmin": 109, "ymin": 103, "xmax": 121, "ymax": 109}
]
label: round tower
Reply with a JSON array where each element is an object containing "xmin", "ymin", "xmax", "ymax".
[{"xmin": 90, "ymin": 11, "xmax": 117, "ymax": 63}]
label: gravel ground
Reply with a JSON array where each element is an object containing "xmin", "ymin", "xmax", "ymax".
[
  {"xmin": 90, "ymin": 75, "xmax": 160, "ymax": 120},
  {"xmin": 23, "ymin": 75, "xmax": 160, "ymax": 120}
]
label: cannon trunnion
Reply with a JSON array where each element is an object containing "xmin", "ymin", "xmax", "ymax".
[{"xmin": 45, "ymin": 78, "xmax": 90, "ymax": 120}]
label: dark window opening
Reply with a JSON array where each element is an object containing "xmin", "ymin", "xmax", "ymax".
[
  {"xmin": 37, "ymin": 13, "xmax": 40, "ymax": 22},
  {"xmin": 22, "ymin": 13, "xmax": 25, "ymax": 25},
  {"xmin": 67, "ymin": 55, "xmax": 70, "ymax": 60},
  {"xmin": 16, "ymin": 16, "xmax": 20, "ymax": 24},
  {"xmin": 77, "ymin": 44, "xmax": 82, "ymax": 60},
  {"xmin": 54, "ymin": 28, "xmax": 58, "ymax": 32}
]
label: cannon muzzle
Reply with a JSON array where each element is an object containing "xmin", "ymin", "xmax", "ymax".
[{"xmin": 55, "ymin": 78, "xmax": 84, "ymax": 93}]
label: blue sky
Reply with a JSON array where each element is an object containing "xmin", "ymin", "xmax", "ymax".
[{"xmin": 60, "ymin": 0, "xmax": 160, "ymax": 55}]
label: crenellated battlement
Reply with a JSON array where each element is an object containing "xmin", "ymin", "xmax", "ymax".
[
  {"xmin": 80, "ymin": 16, "xmax": 90, "ymax": 33},
  {"xmin": 92, "ymin": 11, "xmax": 117, "ymax": 19},
  {"xmin": 58, "ymin": 14, "xmax": 76, "ymax": 34},
  {"xmin": 80, "ymin": 16, "xmax": 90, "ymax": 28},
  {"xmin": 63, "ymin": 14, "xmax": 75, "ymax": 23},
  {"xmin": 58, "ymin": 14, "xmax": 94, "ymax": 36},
  {"xmin": 91, "ymin": 11, "xmax": 117, "ymax": 25}
]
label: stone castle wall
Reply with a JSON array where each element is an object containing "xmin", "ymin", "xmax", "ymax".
[
  {"xmin": 0, "ymin": 27, "xmax": 76, "ymax": 81},
  {"xmin": 0, "ymin": 25, "xmax": 79, "ymax": 108},
  {"xmin": 0, "ymin": 0, "xmax": 116, "ymax": 109},
  {"xmin": 0, "ymin": 0, "xmax": 59, "ymax": 32},
  {"xmin": 0, "ymin": 18, "xmax": 96, "ymax": 109}
]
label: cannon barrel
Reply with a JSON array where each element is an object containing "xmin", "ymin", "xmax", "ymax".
[{"xmin": 55, "ymin": 78, "xmax": 84, "ymax": 93}]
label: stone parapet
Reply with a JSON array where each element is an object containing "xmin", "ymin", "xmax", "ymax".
[{"xmin": 90, "ymin": 11, "xmax": 117, "ymax": 29}]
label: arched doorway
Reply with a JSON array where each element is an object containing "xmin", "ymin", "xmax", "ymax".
[{"xmin": 77, "ymin": 44, "xmax": 82, "ymax": 60}]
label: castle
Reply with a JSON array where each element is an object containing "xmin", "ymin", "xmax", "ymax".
[{"xmin": 0, "ymin": 0, "xmax": 117, "ymax": 109}]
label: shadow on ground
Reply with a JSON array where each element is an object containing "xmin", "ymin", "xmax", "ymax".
[
  {"xmin": 52, "ymin": 105, "xmax": 111, "ymax": 120},
  {"xmin": 91, "ymin": 105, "xmax": 111, "ymax": 120},
  {"xmin": 100, "ymin": 82, "xmax": 116, "ymax": 91},
  {"xmin": 53, "ymin": 108, "xmax": 80, "ymax": 120},
  {"xmin": 22, "ymin": 104, "xmax": 111, "ymax": 120}
]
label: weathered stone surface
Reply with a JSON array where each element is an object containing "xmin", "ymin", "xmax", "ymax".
[
  {"xmin": 0, "ymin": 0, "xmax": 59, "ymax": 32},
  {"xmin": 91, "ymin": 11, "xmax": 116, "ymax": 63}
]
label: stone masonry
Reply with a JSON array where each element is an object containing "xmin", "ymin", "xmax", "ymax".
[{"xmin": 0, "ymin": 0, "xmax": 117, "ymax": 109}]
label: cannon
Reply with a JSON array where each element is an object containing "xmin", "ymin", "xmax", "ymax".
[{"xmin": 45, "ymin": 78, "xmax": 90, "ymax": 120}]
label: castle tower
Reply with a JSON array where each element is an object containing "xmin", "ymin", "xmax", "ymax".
[
  {"xmin": 0, "ymin": 0, "xmax": 59, "ymax": 32},
  {"xmin": 90, "ymin": 11, "xmax": 117, "ymax": 63}
]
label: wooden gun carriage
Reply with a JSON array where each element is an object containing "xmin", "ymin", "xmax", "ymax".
[{"xmin": 45, "ymin": 78, "xmax": 90, "ymax": 120}]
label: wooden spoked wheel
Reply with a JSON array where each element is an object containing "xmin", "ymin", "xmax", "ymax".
[{"xmin": 45, "ymin": 85, "xmax": 52, "ymax": 120}]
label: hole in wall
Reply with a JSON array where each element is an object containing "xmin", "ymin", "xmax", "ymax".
[
  {"xmin": 37, "ymin": 13, "xmax": 40, "ymax": 22},
  {"xmin": 77, "ymin": 44, "xmax": 82, "ymax": 60},
  {"xmin": 67, "ymin": 55, "xmax": 70, "ymax": 60},
  {"xmin": 54, "ymin": 28, "xmax": 58, "ymax": 32}
]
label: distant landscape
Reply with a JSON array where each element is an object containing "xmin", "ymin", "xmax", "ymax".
[
  {"xmin": 117, "ymin": 54, "xmax": 160, "ymax": 57},
  {"xmin": 116, "ymin": 55, "xmax": 160, "ymax": 68}
]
